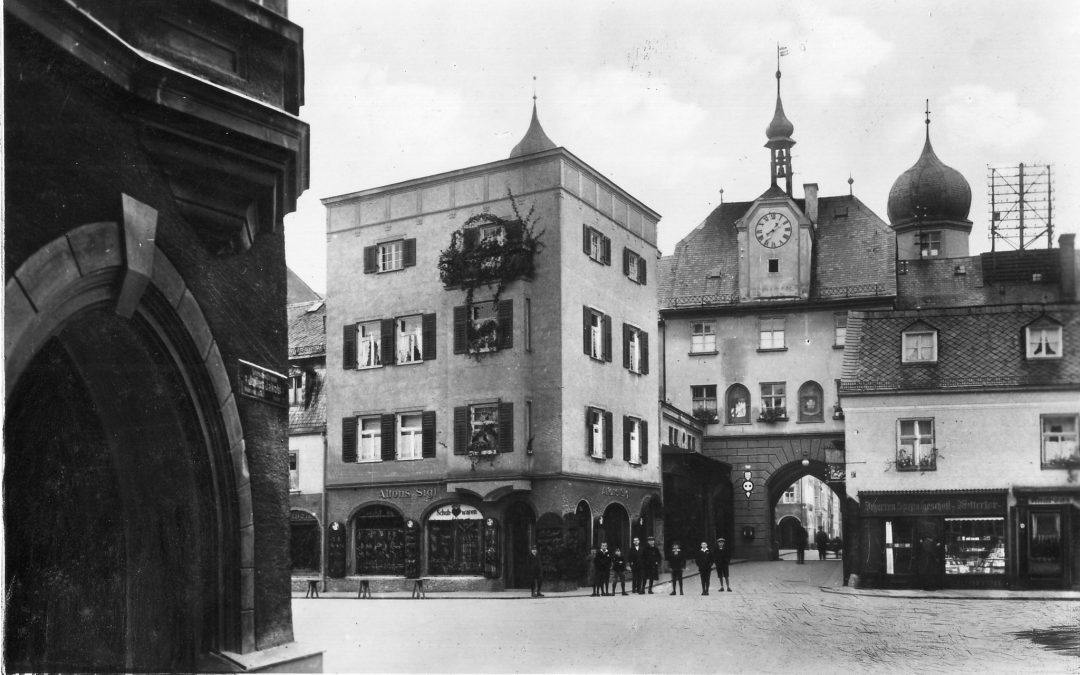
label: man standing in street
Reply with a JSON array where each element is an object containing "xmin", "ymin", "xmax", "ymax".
[
  {"xmin": 795, "ymin": 524, "xmax": 808, "ymax": 564},
  {"xmin": 527, "ymin": 546, "xmax": 544, "ymax": 598},
  {"xmin": 594, "ymin": 542, "xmax": 612, "ymax": 596},
  {"xmin": 643, "ymin": 536, "xmax": 662, "ymax": 594},
  {"xmin": 628, "ymin": 537, "xmax": 644, "ymax": 594},
  {"xmin": 695, "ymin": 541, "xmax": 713, "ymax": 595},
  {"xmin": 667, "ymin": 542, "xmax": 685, "ymax": 595},
  {"xmin": 714, "ymin": 537, "xmax": 732, "ymax": 592},
  {"xmin": 814, "ymin": 528, "xmax": 829, "ymax": 561}
]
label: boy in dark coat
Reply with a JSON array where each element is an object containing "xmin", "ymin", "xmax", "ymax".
[
  {"xmin": 714, "ymin": 537, "xmax": 732, "ymax": 592},
  {"xmin": 594, "ymin": 542, "xmax": 612, "ymax": 596},
  {"xmin": 695, "ymin": 541, "xmax": 712, "ymax": 595},
  {"xmin": 611, "ymin": 548, "xmax": 628, "ymax": 595},
  {"xmin": 627, "ymin": 537, "xmax": 644, "ymax": 594},
  {"xmin": 643, "ymin": 536, "xmax": 663, "ymax": 594},
  {"xmin": 667, "ymin": 542, "xmax": 685, "ymax": 595},
  {"xmin": 526, "ymin": 546, "xmax": 544, "ymax": 598}
]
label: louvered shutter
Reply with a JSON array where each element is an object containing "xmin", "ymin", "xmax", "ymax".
[
  {"xmin": 453, "ymin": 306, "xmax": 467, "ymax": 354},
  {"xmin": 602, "ymin": 314, "xmax": 612, "ymax": 362},
  {"xmin": 363, "ymin": 245, "xmax": 377, "ymax": 273},
  {"xmin": 403, "ymin": 238, "xmax": 417, "ymax": 268},
  {"xmin": 343, "ymin": 324, "xmax": 357, "ymax": 370},
  {"xmin": 583, "ymin": 306, "xmax": 592, "ymax": 356},
  {"xmin": 641, "ymin": 331, "xmax": 649, "ymax": 374},
  {"xmin": 380, "ymin": 319, "xmax": 395, "ymax": 365},
  {"xmin": 422, "ymin": 411, "xmax": 437, "ymax": 458},
  {"xmin": 602, "ymin": 235, "xmax": 611, "ymax": 265},
  {"xmin": 422, "ymin": 313, "xmax": 437, "ymax": 361},
  {"xmin": 585, "ymin": 407, "xmax": 594, "ymax": 456},
  {"xmin": 582, "ymin": 224, "xmax": 591, "ymax": 255},
  {"xmin": 498, "ymin": 402, "xmax": 514, "ymax": 453},
  {"xmin": 342, "ymin": 417, "xmax": 358, "ymax": 463},
  {"xmin": 381, "ymin": 414, "xmax": 396, "ymax": 461},
  {"xmin": 622, "ymin": 323, "xmax": 631, "ymax": 369},
  {"xmin": 603, "ymin": 410, "xmax": 614, "ymax": 458},
  {"xmin": 498, "ymin": 300, "xmax": 513, "ymax": 350},
  {"xmin": 639, "ymin": 257, "xmax": 647, "ymax": 285},
  {"xmin": 623, "ymin": 248, "xmax": 630, "ymax": 276},
  {"xmin": 623, "ymin": 416, "xmax": 631, "ymax": 462},
  {"xmin": 454, "ymin": 406, "xmax": 469, "ymax": 455},
  {"xmin": 641, "ymin": 420, "xmax": 649, "ymax": 464}
]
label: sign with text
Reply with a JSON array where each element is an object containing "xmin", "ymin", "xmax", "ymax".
[
  {"xmin": 429, "ymin": 504, "xmax": 482, "ymax": 521},
  {"xmin": 237, "ymin": 359, "xmax": 287, "ymax": 407},
  {"xmin": 860, "ymin": 492, "xmax": 1007, "ymax": 517}
]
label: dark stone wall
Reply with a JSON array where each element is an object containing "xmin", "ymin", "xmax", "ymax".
[{"xmin": 6, "ymin": 15, "xmax": 294, "ymax": 655}]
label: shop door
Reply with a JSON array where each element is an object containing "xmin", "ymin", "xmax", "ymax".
[
  {"xmin": 428, "ymin": 519, "xmax": 483, "ymax": 575},
  {"xmin": 884, "ymin": 519, "xmax": 916, "ymax": 577},
  {"xmin": 506, "ymin": 504, "xmax": 534, "ymax": 588},
  {"xmin": 1023, "ymin": 508, "xmax": 1066, "ymax": 587}
]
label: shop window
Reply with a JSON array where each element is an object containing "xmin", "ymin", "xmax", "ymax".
[
  {"xmin": 427, "ymin": 504, "xmax": 485, "ymax": 576},
  {"xmin": 726, "ymin": 384, "xmax": 750, "ymax": 424},
  {"xmin": 290, "ymin": 510, "xmax": 321, "ymax": 573},
  {"xmin": 798, "ymin": 381, "xmax": 824, "ymax": 422},
  {"xmin": 759, "ymin": 317, "xmax": 785, "ymax": 350},
  {"xmin": 355, "ymin": 505, "xmax": 406, "ymax": 575},
  {"xmin": 897, "ymin": 419, "xmax": 935, "ymax": 470},
  {"xmin": 1028, "ymin": 511, "xmax": 1063, "ymax": 577},
  {"xmin": 943, "ymin": 518, "xmax": 1005, "ymax": 575},
  {"xmin": 691, "ymin": 321, "xmax": 716, "ymax": 353},
  {"xmin": 759, "ymin": 382, "xmax": 787, "ymax": 421},
  {"xmin": 1026, "ymin": 320, "xmax": 1063, "ymax": 360},
  {"xmin": 902, "ymin": 322, "xmax": 937, "ymax": 363},
  {"xmin": 1041, "ymin": 414, "xmax": 1079, "ymax": 468},
  {"xmin": 691, "ymin": 385, "xmax": 718, "ymax": 424}
]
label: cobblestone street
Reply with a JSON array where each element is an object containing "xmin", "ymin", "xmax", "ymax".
[{"xmin": 292, "ymin": 560, "xmax": 1079, "ymax": 673}]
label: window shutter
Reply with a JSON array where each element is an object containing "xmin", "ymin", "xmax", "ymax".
[
  {"xmin": 641, "ymin": 420, "xmax": 649, "ymax": 464},
  {"xmin": 403, "ymin": 238, "xmax": 417, "ymax": 268},
  {"xmin": 602, "ymin": 235, "xmax": 611, "ymax": 265},
  {"xmin": 454, "ymin": 406, "xmax": 469, "ymax": 455},
  {"xmin": 602, "ymin": 314, "xmax": 612, "ymax": 362},
  {"xmin": 498, "ymin": 299, "xmax": 513, "ymax": 350},
  {"xmin": 623, "ymin": 416, "xmax": 631, "ymax": 462},
  {"xmin": 422, "ymin": 411, "xmax": 437, "ymax": 458},
  {"xmin": 603, "ymin": 410, "xmax": 614, "ymax": 458},
  {"xmin": 623, "ymin": 248, "xmax": 630, "ymax": 276},
  {"xmin": 641, "ymin": 331, "xmax": 650, "ymax": 374},
  {"xmin": 586, "ymin": 407, "xmax": 594, "ymax": 456},
  {"xmin": 342, "ymin": 324, "xmax": 357, "ymax": 370},
  {"xmin": 453, "ymin": 306, "xmax": 467, "ymax": 354},
  {"xmin": 342, "ymin": 417, "xmax": 358, "ymax": 463},
  {"xmin": 582, "ymin": 224, "xmax": 591, "ymax": 255},
  {"xmin": 583, "ymin": 307, "xmax": 592, "ymax": 356},
  {"xmin": 506, "ymin": 221, "xmax": 523, "ymax": 243},
  {"xmin": 380, "ymin": 319, "xmax": 395, "ymax": 365},
  {"xmin": 463, "ymin": 228, "xmax": 479, "ymax": 252},
  {"xmin": 498, "ymin": 402, "xmax": 514, "ymax": 453},
  {"xmin": 381, "ymin": 414, "xmax": 396, "ymax": 461},
  {"xmin": 422, "ymin": 313, "xmax": 437, "ymax": 361},
  {"xmin": 363, "ymin": 245, "xmax": 377, "ymax": 273},
  {"xmin": 639, "ymin": 256, "xmax": 647, "ymax": 285},
  {"xmin": 622, "ymin": 323, "xmax": 631, "ymax": 369}
]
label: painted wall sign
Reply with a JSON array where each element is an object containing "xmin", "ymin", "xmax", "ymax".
[
  {"xmin": 379, "ymin": 487, "xmax": 438, "ymax": 501},
  {"xmin": 860, "ymin": 492, "xmax": 1007, "ymax": 517},
  {"xmin": 600, "ymin": 486, "xmax": 630, "ymax": 499},
  {"xmin": 429, "ymin": 504, "xmax": 482, "ymax": 521},
  {"xmin": 237, "ymin": 359, "xmax": 287, "ymax": 407}
]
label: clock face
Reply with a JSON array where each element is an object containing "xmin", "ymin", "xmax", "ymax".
[{"xmin": 754, "ymin": 212, "xmax": 793, "ymax": 249}]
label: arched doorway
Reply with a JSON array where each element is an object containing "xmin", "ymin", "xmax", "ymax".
[
  {"xmin": 5, "ymin": 309, "xmax": 223, "ymax": 672},
  {"xmin": 290, "ymin": 511, "xmax": 321, "ymax": 574},
  {"xmin": 769, "ymin": 463, "xmax": 845, "ymax": 562},
  {"xmin": 632, "ymin": 497, "xmax": 659, "ymax": 542},
  {"xmin": 505, "ymin": 502, "xmax": 535, "ymax": 588},
  {"xmin": 353, "ymin": 505, "xmax": 405, "ymax": 575},
  {"xmin": 777, "ymin": 516, "xmax": 803, "ymax": 548},
  {"xmin": 601, "ymin": 503, "xmax": 631, "ymax": 552}
]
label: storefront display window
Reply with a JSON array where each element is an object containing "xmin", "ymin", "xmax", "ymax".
[
  {"xmin": 943, "ymin": 518, "xmax": 1005, "ymax": 575},
  {"xmin": 428, "ymin": 504, "xmax": 484, "ymax": 575}
]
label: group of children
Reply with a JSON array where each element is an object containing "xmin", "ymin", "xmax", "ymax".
[{"xmin": 585, "ymin": 536, "xmax": 733, "ymax": 597}]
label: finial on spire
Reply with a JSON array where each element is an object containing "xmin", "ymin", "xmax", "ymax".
[
  {"xmin": 533, "ymin": 75, "xmax": 537, "ymax": 104},
  {"xmin": 720, "ymin": 187, "xmax": 725, "ymax": 205},
  {"xmin": 924, "ymin": 98, "xmax": 931, "ymax": 141},
  {"xmin": 776, "ymin": 43, "xmax": 788, "ymax": 91},
  {"xmin": 848, "ymin": 174, "xmax": 854, "ymax": 196}
]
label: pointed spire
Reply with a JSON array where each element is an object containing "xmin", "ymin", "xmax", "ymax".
[
  {"xmin": 509, "ymin": 80, "xmax": 557, "ymax": 158},
  {"xmin": 766, "ymin": 45, "xmax": 795, "ymax": 147}
]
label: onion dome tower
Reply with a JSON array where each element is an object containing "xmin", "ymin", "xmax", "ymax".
[
  {"xmin": 765, "ymin": 57, "xmax": 796, "ymax": 196},
  {"xmin": 887, "ymin": 101, "xmax": 973, "ymax": 259},
  {"xmin": 509, "ymin": 95, "xmax": 557, "ymax": 158}
]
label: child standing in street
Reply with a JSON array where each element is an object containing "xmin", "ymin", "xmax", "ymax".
[
  {"xmin": 667, "ymin": 542, "xmax": 685, "ymax": 595},
  {"xmin": 714, "ymin": 538, "xmax": 732, "ymax": 592},
  {"xmin": 611, "ymin": 548, "xmax": 628, "ymax": 595}
]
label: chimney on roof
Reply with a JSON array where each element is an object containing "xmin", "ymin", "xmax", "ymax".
[
  {"xmin": 1060, "ymin": 233, "xmax": 1077, "ymax": 301},
  {"xmin": 803, "ymin": 183, "xmax": 818, "ymax": 225}
]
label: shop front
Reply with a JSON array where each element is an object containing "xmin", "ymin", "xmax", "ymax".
[
  {"xmin": 1012, "ymin": 487, "xmax": 1080, "ymax": 590},
  {"xmin": 856, "ymin": 490, "xmax": 1009, "ymax": 589}
]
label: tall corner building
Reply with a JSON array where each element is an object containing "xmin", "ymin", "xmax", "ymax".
[{"xmin": 321, "ymin": 104, "xmax": 662, "ymax": 589}]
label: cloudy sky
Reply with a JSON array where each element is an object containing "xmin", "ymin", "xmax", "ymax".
[{"xmin": 284, "ymin": 0, "xmax": 1080, "ymax": 293}]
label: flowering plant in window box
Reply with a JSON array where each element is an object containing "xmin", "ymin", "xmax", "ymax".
[
  {"xmin": 1042, "ymin": 454, "xmax": 1080, "ymax": 469},
  {"xmin": 469, "ymin": 318, "xmax": 500, "ymax": 353},
  {"xmin": 896, "ymin": 449, "xmax": 936, "ymax": 471},
  {"xmin": 692, "ymin": 409, "xmax": 719, "ymax": 424},
  {"xmin": 469, "ymin": 422, "xmax": 499, "ymax": 456},
  {"xmin": 832, "ymin": 405, "xmax": 845, "ymax": 420},
  {"xmin": 757, "ymin": 407, "xmax": 788, "ymax": 423}
]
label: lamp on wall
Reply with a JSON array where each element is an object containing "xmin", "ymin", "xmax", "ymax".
[{"xmin": 801, "ymin": 451, "xmax": 810, "ymax": 467}]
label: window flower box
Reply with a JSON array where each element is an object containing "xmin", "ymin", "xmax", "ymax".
[{"xmin": 757, "ymin": 407, "xmax": 788, "ymax": 423}]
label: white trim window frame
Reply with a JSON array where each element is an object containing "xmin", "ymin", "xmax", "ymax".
[
  {"xmin": 902, "ymin": 330, "xmax": 937, "ymax": 363},
  {"xmin": 589, "ymin": 310, "xmax": 603, "ymax": 360},
  {"xmin": 759, "ymin": 317, "xmax": 785, "ymax": 350},
  {"xmin": 760, "ymin": 382, "xmax": 786, "ymax": 417},
  {"xmin": 470, "ymin": 302, "xmax": 499, "ymax": 354},
  {"xmin": 691, "ymin": 385, "xmax": 718, "ymax": 422},
  {"xmin": 397, "ymin": 315, "xmax": 423, "ymax": 364},
  {"xmin": 590, "ymin": 408, "xmax": 605, "ymax": 459},
  {"xmin": 289, "ymin": 372, "xmax": 304, "ymax": 405},
  {"xmin": 358, "ymin": 321, "xmax": 382, "ymax": 368},
  {"xmin": 397, "ymin": 413, "xmax": 423, "ymax": 460},
  {"xmin": 691, "ymin": 321, "xmax": 716, "ymax": 353},
  {"xmin": 358, "ymin": 416, "xmax": 382, "ymax": 462},
  {"xmin": 470, "ymin": 403, "xmax": 500, "ymax": 455},
  {"xmin": 897, "ymin": 418, "xmax": 935, "ymax": 470},
  {"xmin": 918, "ymin": 231, "xmax": 941, "ymax": 258},
  {"xmin": 1041, "ymin": 414, "xmax": 1079, "ymax": 468},
  {"xmin": 628, "ymin": 417, "xmax": 642, "ymax": 465},
  {"xmin": 628, "ymin": 327, "xmax": 642, "ymax": 373},
  {"xmin": 1026, "ymin": 326, "xmax": 1063, "ymax": 360},
  {"xmin": 378, "ymin": 239, "xmax": 404, "ymax": 272}
]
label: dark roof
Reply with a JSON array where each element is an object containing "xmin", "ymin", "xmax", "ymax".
[
  {"xmin": 289, "ymin": 363, "xmax": 326, "ymax": 433},
  {"xmin": 660, "ymin": 194, "xmax": 896, "ymax": 310},
  {"xmin": 842, "ymin": 303, "xmax": 1080, "ymax": 394},
  {"xmin": 897, "ymin": 248, "xmax": 1069, "ymax": 309},
  {"xmin": 287, "ymin": 267, "xmax": 322, "ymax": 304},
  {"xmin": 288, "ymin": 300, "xmax": 326, "ymax": 359}
]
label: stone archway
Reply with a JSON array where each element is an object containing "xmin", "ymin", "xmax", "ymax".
[
  {"xmin": 765, "ymin": 460, "xmax": 846, "ymax": 561},
  {"xmin": 4, "ymin": 216, "xmax": 254, "ymax": 670}
]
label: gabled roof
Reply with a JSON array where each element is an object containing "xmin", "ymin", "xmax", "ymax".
[
  {"xmin": 288, "ymin": 300, "xmax": 325, "ymax": 358},
  {"xmin": 842, "ymin": 303, "xmax": 1080, "ymax": 394},
  {"xmin": 287, "ymin": 266, "xmax": 322, "ymax": 304},
  {"xmin": 659, "ymin": 194, "xmax": 896, "ymax": 310}
]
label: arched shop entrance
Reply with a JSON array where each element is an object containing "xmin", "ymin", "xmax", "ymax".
[
  {"xmin": 427, "ymin": 503, "xmax": 485, "ymax": 576},
  {"xmin": 599, "ymin": 503, "xmax": 631, "ymax": 551},
  {"xmin": 505, "ymin": 502, "xmax": 536, "ymax": 588},
  {"xmin": 767, "ymin": 460, "xmax": 848, "ymax": 564},
  {"xmin": 633, "ymin": 496, "xmax": 661, "ymax": 542},
  {"xmin": 290, "ymin": 510, "xmax": 321, "ymax": 574},
  {"xmin": 353, "ymin": 505, "xmax": 406, "ymax": 575}
]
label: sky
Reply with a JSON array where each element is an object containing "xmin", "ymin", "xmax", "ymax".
[{"xmin": 283, "ymin": 0, "xmax": 1080, "ymax": 294}]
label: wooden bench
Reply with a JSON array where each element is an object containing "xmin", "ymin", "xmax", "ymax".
[{"xmin": 355, "ymin": 577, "xmax": 428, "ymax": 599}]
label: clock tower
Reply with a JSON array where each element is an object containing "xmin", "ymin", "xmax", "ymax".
[{"xmin": 737, "ymin": 65, "xmax": 815, "ymax": 301}]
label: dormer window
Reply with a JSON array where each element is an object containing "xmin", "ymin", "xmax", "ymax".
[
  {"xmin": 902, "ymin": 322, "xmax": 938, "ymax": 363},
  {"xmin": 1026, "ymin": 318, "xmax": 1063, "ymax": 360}
]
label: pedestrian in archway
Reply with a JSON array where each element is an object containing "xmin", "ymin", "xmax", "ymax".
[
  {"xmin": 714, "ymin": 538, "xmax": 732, "ymax": 592},
  {"xmin": 795, "ymin": 524, "xmax": 808, "ymax": 564},
  {"xmin": 814, "ymin": 527, "xmax": 829, "ymax": 561},
  {"xmin": 643, "ymin": 536, "xmax": 662, "ymax": 594},
  {"xmin": 695, "ymin": 541, "xmax": 713, "ymax": 595},
  {"xmin": 667, "ymin": 542, "xmax": 685, "ymax": 595}
]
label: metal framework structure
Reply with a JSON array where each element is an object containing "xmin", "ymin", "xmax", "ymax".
[{"xmin": 988, "ymin": 163, "xmax": 1054, "ymax": 251}]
